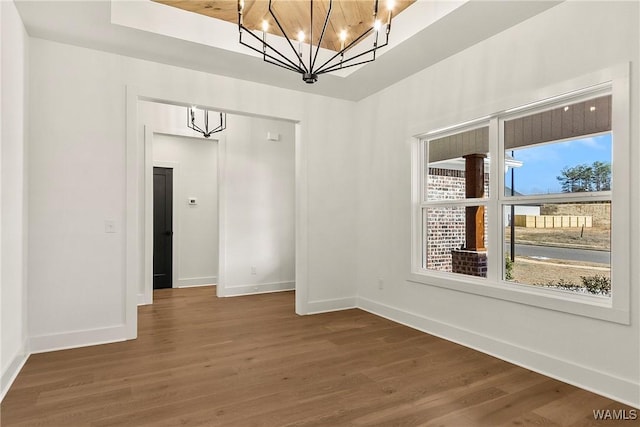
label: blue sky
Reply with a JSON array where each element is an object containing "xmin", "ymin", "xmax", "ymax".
[{"xmin": 508, "ymin": 134, "xmax": 612, "ymax": 195}]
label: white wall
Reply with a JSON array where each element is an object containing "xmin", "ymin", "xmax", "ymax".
[
  {"xmin": 0, "ymin": 0, "xmax": 29, "ymax": 399},
  {"xmin": 27, "ymin": 37, "xmax": 358, "ymax": 352},
  {"xmin": 354, "ymin": 1, "xmax": 639, "ymax": 407},
  {"xmin": 28, "ymin": 44, "xmax": 127, "ymax": 351},
  {"xmin": 221, "ymin": 114, "xmax": 295, "ymax": 296},
  {"xmin": 152, "ymin": 133, "xmax": 218, "ymax": 288}
]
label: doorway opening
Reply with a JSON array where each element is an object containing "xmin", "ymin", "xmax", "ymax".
[{"xmin": 139, "ymin": 100, "xmax": 297, "ymax": 309}]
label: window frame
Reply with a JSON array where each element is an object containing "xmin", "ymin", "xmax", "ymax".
[{"xmin": 409, "ymin": 65, "xmax": 631, "ymax": 324}]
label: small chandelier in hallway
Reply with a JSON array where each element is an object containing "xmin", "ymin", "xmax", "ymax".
[{"xmin": 187, "ymin": 107, "xmax": 226, "ymax": 138}]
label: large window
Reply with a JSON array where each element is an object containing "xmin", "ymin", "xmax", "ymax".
[{"xmin": 412, "ymin": 69, "xmax": 630, "ymax": 323}]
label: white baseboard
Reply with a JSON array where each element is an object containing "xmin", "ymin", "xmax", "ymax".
[
  {"xmin": 305, "ymin": 296, "xmax": 357, "ymax": 314},
  {"xmin": 177, "ymin": 276, "xmax": 217, "ymax": 287},
  {"xmin": 1, "ymin": 340, "xmax": 29, "ymax": 402},
  {"xmin": 29, "ymin": 325, "xmax": 128, "ymax": 354},
  {"xmin": 357, "ymin": 296, "xmax": 639, "ymax": 409},
  {"xmin": 223, "ymin": 281, "xmax": 294, "ymax": 297}
]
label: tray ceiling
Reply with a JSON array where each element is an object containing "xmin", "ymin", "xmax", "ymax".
[{"xmin": 154, "ymin": 0, "xmax": 415, "ymax": 51}]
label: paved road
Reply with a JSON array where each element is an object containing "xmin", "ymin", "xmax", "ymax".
[{"xmin": 504, "ymin": 243, "xmax": 610, "ymax": 264}]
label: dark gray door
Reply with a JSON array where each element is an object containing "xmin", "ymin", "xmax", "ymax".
[{"xmin": 153, "ymin": 167, "xmax": 173, "ymax": 289}]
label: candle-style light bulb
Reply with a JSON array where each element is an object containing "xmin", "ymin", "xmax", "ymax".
[
  {"xmin": 386, "ymin": 0, "xmax": 395, "ymax": 10},
  {"xmin": 373, "ymin": 19, "xmax": 382, "ymax": 32},
  {"xmin": 261, "ymin": 20, "xmax": 268, "ymax": 54},
  {"xmin": 297, "ymin": 31, "xmax": 305, "ymax": 43},
  {"xmin": 339, "ymin": 29, "xmax": 347, "ymax": 50}
]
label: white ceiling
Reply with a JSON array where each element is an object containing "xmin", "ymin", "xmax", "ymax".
[{"xmin": 15, "ymin": 0, "xmax": 562, "ymax": 101}]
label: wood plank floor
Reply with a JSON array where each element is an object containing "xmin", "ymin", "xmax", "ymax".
[{"xmin": 1, "ymin": 287, "xmax": 635, "ymax": 426}]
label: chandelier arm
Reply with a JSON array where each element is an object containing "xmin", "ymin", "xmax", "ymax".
[
  {"xmin": 240, "ymin": 36, "xmax": 304, "ymax": 73},
  {"xmin": 310, "ymin": 0, "xmax": 332, "ymax": 72},
  {"xmin": 316, "ymin": 36, "xmax": 389, "ymax": 74},
  {"xmin": 263, "ymin": 57, "xmax": 306, "ymax": 74},
  {"xmin": 341, "ymin": 27, "xmax": 375, "ymax": 52},
  {"xmin": 268, "ymin": 0, "xmax": 309, "ymax": 74},
  {"xmin": 240, "ymin": 25, "xmax": 305, "ymax": 73},
  {"xmin": 206, "ymin": 114, "xmax": 227, "ymax": 135},
  {"xmin": 309, "ymin": 0, "xmax": 312, "ymax": 67},
  {"xmin": 317, "ymin": 56, "xmax": 376, "ymax": 75},
  {"xmin": 188, "ymin": 108, "xmax": 204, "ymax": 134},
  {"xmin": 189, "ymin": 110, "xmax": 205, "ymax": 133},
  {"xmin": 190, "ymin": 123, "xmax": 206, "ymax": 134},
  {"xmin": 372, "ymin": 0, "xmax": 380, "ymax": 57},
  {"xmin": 240, "ymin": 40, "xmax": 300, "ymax": 73},
  {"xmin": 373, "ymin": 32, "xmax": 379, "ymax": 61},
  {"xmin": 313, "ymin": 27, "xmax": 374, "ymax": 73}
]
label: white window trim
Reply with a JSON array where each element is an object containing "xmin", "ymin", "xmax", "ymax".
[{"xmin": 409, "ymin": 64, "xmax": 631, "ymax": 324}]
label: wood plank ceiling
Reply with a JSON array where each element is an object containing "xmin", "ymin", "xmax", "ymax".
[{"xmin": 154, "ymin": 0, "xmax": 415, "ymax": 51}]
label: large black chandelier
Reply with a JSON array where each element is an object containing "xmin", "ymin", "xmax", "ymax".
[
  {"xmin": 238, "ymin": 0, "xmax": 395, "ymax": 84},
  {"xmin": 187, "ymin": 107, "xmax": 226, "ymax": 138}
]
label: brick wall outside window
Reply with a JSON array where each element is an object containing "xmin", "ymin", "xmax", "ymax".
[{"xmin": 425, "ymin": 168, "xmax": 488, "ymax": 272}]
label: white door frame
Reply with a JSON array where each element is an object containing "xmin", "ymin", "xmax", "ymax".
[
  {"xmin": 216, "ymin": 133, "xmax": 228, "ymax": 297},
  {"xmin": 142, "ymin": 128, "xmax": 224, "ymax": 305},
  {"xmin": 125, "ymin": 86, "xmax": 309, "ymax": 340}
]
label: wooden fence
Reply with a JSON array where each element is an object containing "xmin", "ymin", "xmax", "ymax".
[{"xmin": 514, "ymin": 215, "xmax": 592, "ymax": 228}]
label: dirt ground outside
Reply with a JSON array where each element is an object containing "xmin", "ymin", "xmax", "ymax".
[
  {"xmin": 503, "ymin": 225, "xmax": 611, "ymax": 295},
  {"xmin": 509, "ymin": 256, "xmax": 610, "ymax": 286},
  {"xmin": 504, "ymin": 226, "xmax": 610, "ymax": 250}
]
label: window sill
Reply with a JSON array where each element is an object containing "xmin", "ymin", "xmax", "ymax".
[{"xmin": 407, "ymin": 270, "xmax": 629, "ymax": 324}]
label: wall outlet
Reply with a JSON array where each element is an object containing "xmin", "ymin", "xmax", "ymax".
[
  {"xmin": 378, "ymin": 277, "xmax": 384, "ymax": 290},
  {"xmin": 251, "ymin": 266, "xmax": 257, "ymax": 275}
]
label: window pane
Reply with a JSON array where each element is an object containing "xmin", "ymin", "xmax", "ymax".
[
  {"xmin": 505, "ymin": 134, "xmax": 611, "ymax": 196},
  {"xmin": 424, "ymin": 205, "xmax": 488, "ymax": 278},
  {"xmin": 504, "ymin": 95, "xmax": 611, "ymax": 150},
  {"xmin": 504, "ymin": 95, "xmax": 612, "ymax": 197},
  {"xmin": 503, "ymin": 202, "xmax": 611, "ymax": 297},
  {"xmin": 426, "ymin": 127, "xmax": 490, "ymax": 201}
]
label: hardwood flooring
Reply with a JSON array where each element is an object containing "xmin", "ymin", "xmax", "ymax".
[{"xmin": 1, "ymin": 287, "xmax": 635, "ymax": 426}]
